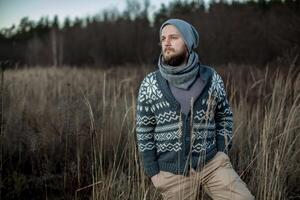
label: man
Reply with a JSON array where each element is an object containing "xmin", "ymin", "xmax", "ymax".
[{"xmin": 136, "ymin": 19, "xmax": 254, "ymax": 200}]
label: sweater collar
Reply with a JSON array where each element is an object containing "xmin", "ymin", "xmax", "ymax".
[{"xmin": 156, "ymin": 64, "xmax": 213, "ymax": 111}]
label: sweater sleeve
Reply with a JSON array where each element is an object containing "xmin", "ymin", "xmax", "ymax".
[
  {"xmin": 136, "ymin": 76, "xmax": 159, "ymax": 177},
  {"xmin": 214, "ymin": 73, "xmax": 233, "ymax": 154}
]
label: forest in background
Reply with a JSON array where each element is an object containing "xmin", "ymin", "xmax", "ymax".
[{"xmin": 0, "ymin": 0, "xmax": 299, "ymax": 67}]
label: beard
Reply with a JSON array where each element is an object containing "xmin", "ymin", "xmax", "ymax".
[{"xmin": 162, "ymin": 48, "xmax": 187, "ymax": 66}]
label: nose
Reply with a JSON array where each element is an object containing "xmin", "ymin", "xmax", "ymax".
[{"xmin": 165, "ymin": 37, "xmax": 171, "ymax": 46}]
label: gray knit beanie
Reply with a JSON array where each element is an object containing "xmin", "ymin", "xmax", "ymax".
[{"xmin": 159, "ymin": 19, "xmax": 199, "ymax": 53}]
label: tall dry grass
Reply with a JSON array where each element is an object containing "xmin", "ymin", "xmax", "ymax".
[{"xmin": 1, "ymin": 62, "xmax": 299, "ymax": 200}]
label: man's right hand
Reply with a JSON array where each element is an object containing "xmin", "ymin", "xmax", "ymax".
[{"xmin": 151, "ymin": 173, "xmax": 160, "ymax": 186}]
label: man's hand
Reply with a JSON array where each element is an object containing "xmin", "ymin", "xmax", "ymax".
[
  {"xmin": 151, "ymin": 173, "xmax": 160, "ymax": 186},
  {"xmin": 151, "ymin": 174, "xmax": 159, "ymax": 181}
]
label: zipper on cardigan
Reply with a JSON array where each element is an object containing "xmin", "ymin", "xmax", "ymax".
[
  {"xmin": 178, "ymin": 111, "xmax": 182, "ymax": 174},
  {"xmin": 189, "ymin": 96, "xmax": 194, "ymax": 170}
]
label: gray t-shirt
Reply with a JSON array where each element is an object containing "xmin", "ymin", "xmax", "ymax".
[{"xmin": 168, "ymin": 75, "xmax": 205, "ymax": 114}]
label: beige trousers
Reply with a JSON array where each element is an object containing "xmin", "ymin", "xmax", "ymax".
[{"xmin": 151, "ymin": 152, "xmax": 255, "ymax": 200}]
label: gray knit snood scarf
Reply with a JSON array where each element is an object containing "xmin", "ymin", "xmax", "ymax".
[
  {"xmin": 158, "ymin": 19, "xmax": 200, "ymax": 90},
  {"xmin": 158, "ymin": 52, "xmax": 199, "ymax": 90}
]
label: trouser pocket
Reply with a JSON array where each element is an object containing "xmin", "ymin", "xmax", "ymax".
[
  {"xmin": 151, "ymin": 171, "xmax": 178, "ymax": 191},
  {"xmin": 152, "ymin": 171, "xmax": 198, "ymax": 200}
]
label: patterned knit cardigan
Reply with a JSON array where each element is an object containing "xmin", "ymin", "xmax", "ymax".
[{"xmin": 136, "ymin": 65, "xmax": 233, "ymax": 177}]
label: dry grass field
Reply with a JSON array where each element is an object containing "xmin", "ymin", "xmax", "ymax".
[{"xmin": 1, "ymin": 61, "xmax": 299, "ymax": 199}]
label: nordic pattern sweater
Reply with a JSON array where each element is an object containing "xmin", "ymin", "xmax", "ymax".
[{"xmin": 135, "ymin": 65, "xmax": 233, "ymax": 177}]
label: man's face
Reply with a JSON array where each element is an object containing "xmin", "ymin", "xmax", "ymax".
[{"xmin": 160, "ymin": 25, "xmax": 188, "ymax": 66}]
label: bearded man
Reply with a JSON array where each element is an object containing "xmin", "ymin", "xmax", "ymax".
[{"xmin": 136, "ymin": 18, "xmax": 254, "ymax": 200}]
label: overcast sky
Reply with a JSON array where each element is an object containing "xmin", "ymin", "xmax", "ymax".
[{"xmin": 0, "ymin": 0, "xmax": 203, "ymax": 29}]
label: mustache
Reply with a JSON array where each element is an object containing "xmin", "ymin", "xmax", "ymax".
[{"xmin": 164, "ymin": 47, "xmax": 175, "ymax": 52}]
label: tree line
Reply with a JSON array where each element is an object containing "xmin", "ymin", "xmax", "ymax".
[{"xmin": 0, "ymin": 0, "xmax": 299, "ymax": 67}]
